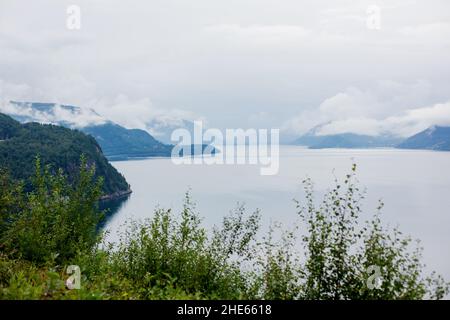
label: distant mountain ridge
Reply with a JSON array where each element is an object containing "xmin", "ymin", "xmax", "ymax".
[
  {"xmin": 292, "ymin": 124, "xmax": 402, "ymax": 149},
  {"xmin": 291, "ymin": 123, "xmax": 450, "ymax": 151},
  {"xmin": 83, "ymin": 122, "xmax": 173, "ymax": 160},
  {"xmin": 397, "ymin": 126, "xmax": 450, "ymax": 151},
  {"xmin": 4, "ymin": 101, "xmax": 173, "ymax": 159},
  {"xmin": 8, "ymin": 102, "xmax": 450, "ymax": 152},
  {"xmin": 294, "ymin": 133, "xmax": 402, "ymax": 149},
  {"xmin": 7, "ymin": 101, "xmax": 103, "ymax": 127}
]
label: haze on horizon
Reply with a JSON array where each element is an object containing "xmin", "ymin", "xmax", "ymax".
[{"xmin": 1, "ymin": 0, "xmax": 450, "ymax": 141}]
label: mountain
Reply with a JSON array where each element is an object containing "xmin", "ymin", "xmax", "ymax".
[
  {"xmin": 292, "ymin": 129, "xmax": 402, "ymax": 149},
  {"xmin": 0, "ymin": 113, "xmax": 22, "ymax": 139},
  {"xmin": 397, "ymin": 126, "xmax": 450, "ymax": 151},
  {"xmin": 4, "ymin": 101, "xmax": 173, "ymax": 159},
  {"xmin": 6, "ymin": 101, "xmax": 104, "ymax": 127},
  {"xmin": 0, "ymin": 113, "xmax": 131, "ymax": 199},
  {"xmin": 83, "ymin": 122, "xmax": 173, "ymax": 160}
]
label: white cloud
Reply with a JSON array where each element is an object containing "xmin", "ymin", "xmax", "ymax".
[
  {"xmin": 1, "ymin": 0, "xmax": 450, "ymax": 131},
  {"xmin": 0, "ymin": 79, "xmax": 33, "ymax": 102},
  {"xmin": 318, "ymin": 88, "xmax": 380, "ymax": 120},
  {"xmin": 398, "ymin": 22, "xmax": 450, "ymax": 44},
  {"xmin": 283, "ymin": 81, "xmax": 450, "ymax": 138},
  {"xmin": 384, "ymin": 101, "xmax": 450, "ymax": 137},
  {"xmin": 204, "ymin": 24, "xmax": 311, "ymax": 47},
  {"xmin": 0, "ymin": 100, "xmax": 105, "ymax": 127},
  {"xmin": 286, "ymin": 99, "xmax": 450, "ymax": 138},
  {"xmin": 316, "ymin": 118, "xmax": 383, "ymax": 136},
  {"xmin": 87, "ymin": 94, "xmax": 200, "ymax": 135},
  {"xmin": 0, "ymin": 83, "xmax": 198, "ymax": 133}
]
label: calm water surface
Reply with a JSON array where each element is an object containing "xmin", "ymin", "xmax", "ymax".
[{"xmin": 105, "ymin": 146, "xmax": 450, "ymax": 280}]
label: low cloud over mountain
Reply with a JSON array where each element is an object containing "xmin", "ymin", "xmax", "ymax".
[{"xmin": 282, "ymin": 81, "xmax": 450, "ymax": 139}]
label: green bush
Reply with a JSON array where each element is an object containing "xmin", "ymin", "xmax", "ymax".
[
  {"xmin": 295, "ymin": 164, "xmax": 448, "ymax": 299},
  {"xmin": 111, "ymin": 198, "xmax": 259, "ymax": 299},
  {"xmin": 0, "ymin": 159, "xmax": 448, "ymax": 300},
  {"xmin": 1, "ymin": 156, "xmax": 103, "ymax": 265}
]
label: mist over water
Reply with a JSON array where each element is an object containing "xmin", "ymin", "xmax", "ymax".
[{"xmin": 104, "ymin": 146, "xmax": 450, "ymax": 281}]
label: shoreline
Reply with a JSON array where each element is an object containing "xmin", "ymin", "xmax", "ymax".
[{"xmin": 100, "ymin": 188, "xmax": 132, "ymax": 202}]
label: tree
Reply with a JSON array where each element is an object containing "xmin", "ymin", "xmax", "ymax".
[{"xmin": 1, "ymin": 156, "xmax": 104, "ymax": 264}]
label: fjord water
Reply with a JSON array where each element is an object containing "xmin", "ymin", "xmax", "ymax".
[{"xmin": 105, "ymin": 146, "xmax": 450, "ymax": 280}]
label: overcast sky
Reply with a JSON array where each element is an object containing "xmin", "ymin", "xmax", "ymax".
[{"xmin": 1, "ymin": 0, "xmax": 450, "ymax": 138}]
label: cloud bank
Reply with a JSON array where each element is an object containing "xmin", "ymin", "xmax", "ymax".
[
  {"xmin": 282, "ymin": 80, "xmax": 450, "ymax": 138},
  {"xmin": 0, "ymin": 0, "xmax": 449, "ymax": 135}
]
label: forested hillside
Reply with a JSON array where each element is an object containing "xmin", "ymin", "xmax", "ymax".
[{"xmin": 0, "ymin": 113, "xmax": 130, "ymax": 198}]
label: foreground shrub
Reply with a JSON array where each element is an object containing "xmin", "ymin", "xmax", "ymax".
[
  {"xmin": 0, "ymin": 159, "xmax": 448, "ymax": 299},
  {"xmin": 1, "ymin": 156, "xmax": 103, "ymax": 265},
  {"xmin": 112, "ymin": 196, "xmax": 260, "ymax": 299},
  {"xmin": 295, "ymin": 164, "xmax": 448, "ymax": 299}
]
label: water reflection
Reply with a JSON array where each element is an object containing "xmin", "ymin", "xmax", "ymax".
[{"xmin": 98, "ymin": 194, "xmax": 131, "ymax": 230}]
